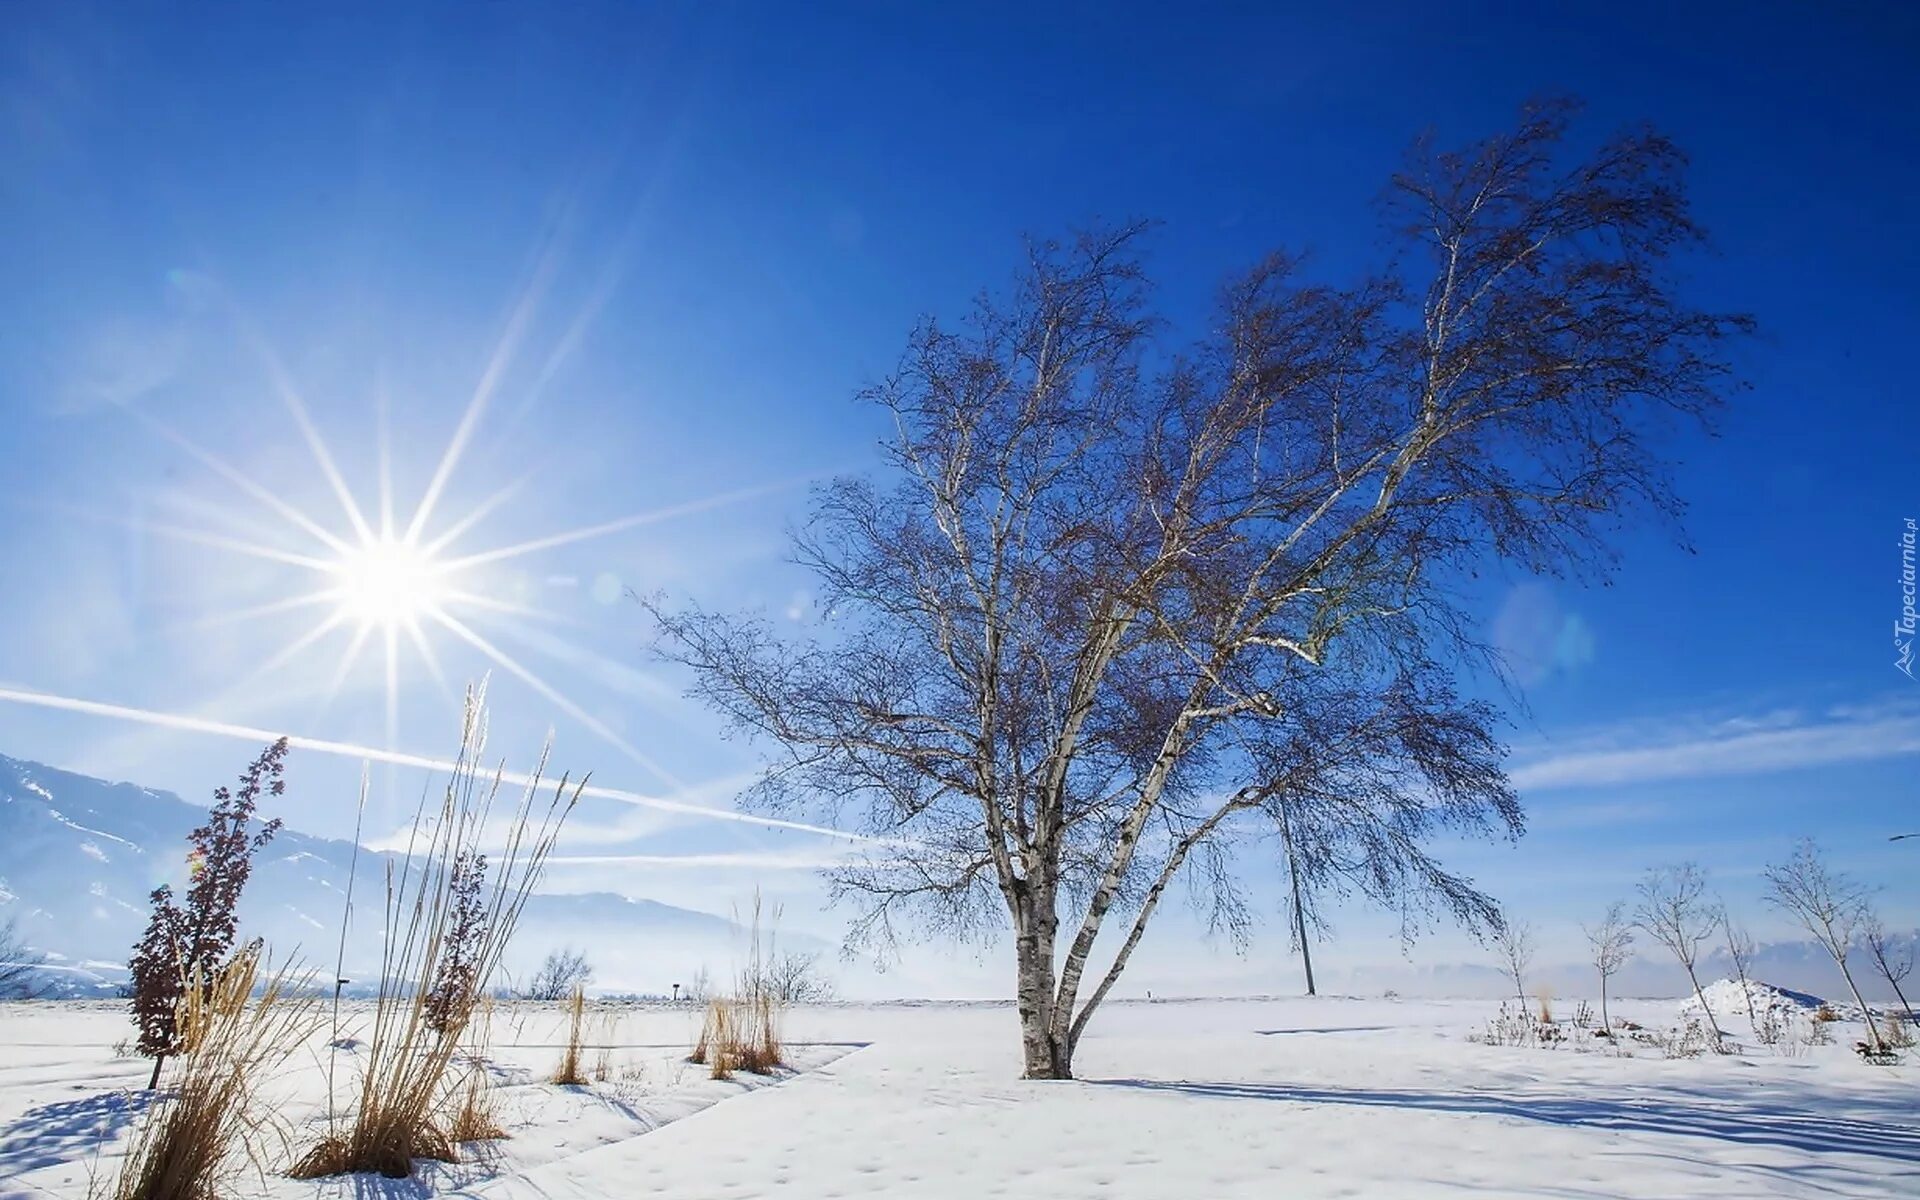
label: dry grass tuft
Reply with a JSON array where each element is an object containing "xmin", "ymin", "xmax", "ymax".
[
  {"xmin": 736, "ymin": 990, "xmax": 783, "ymax": 1074},
  {"xmin": 685, "ymin": 893, "xmax": 789, "ymax": 1078},
  {"xmin": 694, "ymin": 999, "xmax": 737, "ymax": 1079},
  {"xmin": 445, "ymin": 1069, "xmax": 507, "ymax": 1143},
  {"xmin": 106, "ymin": 947, "xmax": 320, "ymax": 1200},
  {"xmin": 549, "ymin": 986, "xmax": 591, "ymax": 1085},
  {"xmin": 293, "ymin": 687, "xmax": 581, "ymax": 1180}
]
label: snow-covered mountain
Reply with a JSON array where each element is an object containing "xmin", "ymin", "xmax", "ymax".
[{"xmin": 0, "ymin": 752, "xmax": 817, "ymax": 997}]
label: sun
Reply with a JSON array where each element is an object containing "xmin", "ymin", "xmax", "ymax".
[{"xmin": 331, "ymin": 536, "xmax": 448, "ymax": 628}]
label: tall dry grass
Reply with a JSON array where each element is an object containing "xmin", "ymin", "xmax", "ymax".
[
  {"xmin": 293, "ymin": 688, "xmax": 581, "ymax": 1179},
  {"xmin": 105, "ymin": 947, "xmax": 320, "ymax": 1200},
  {"xmin": 549, "ymin": 985, "xmax": 590, "ymax": 1085},
  {"xmin": 685, "ymin": 891, "xmax": 787, "ymax": 1079}
]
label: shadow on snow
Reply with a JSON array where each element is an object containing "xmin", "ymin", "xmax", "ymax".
[
  {"xmin": 0, "ymin": 1090, "xmax": 154, "ymax": 1177},
  {"xmin": 1090, "ymin": 1077, "xmax": 1920, "ymax": 1165}
]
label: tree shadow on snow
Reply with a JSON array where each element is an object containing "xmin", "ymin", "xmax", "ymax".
[
  {"xmin": 0, "ymin": 1090, "xmax": 154, "ymax": 1176},
  {"xmin": 1090, "ymin": 1078, "xmax": 1920, "ymax": 1165},
  {"xmin": 1253, "ymin": 1026, "xmax": 1393, "ymax": 1036}
]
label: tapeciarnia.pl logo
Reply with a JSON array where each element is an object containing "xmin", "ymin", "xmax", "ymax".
[{"xmin": 1899, "ymin": 517, "xmax": 1917, "ymax": 679}]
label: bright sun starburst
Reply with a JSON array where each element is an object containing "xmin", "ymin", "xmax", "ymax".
[
  {"xmin": 330, "ymin": 536, "xmax": 451, "ymax": 628},
  {"xmin": 104, "ymin": 282, "xmax": 806, "ymax": 795}
]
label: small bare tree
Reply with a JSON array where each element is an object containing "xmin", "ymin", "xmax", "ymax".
[
  {"xmin": 0, "ymin": 917, "xmax": 44, "ymax": 999},
  {"xmin": 1764, "ymin": 840, "xmax": 1883, "ymax": 1055},
  {"xmin": 1494, "ymin": 919, "xmax": 1535, "ymax": 1008},
  {"xmin": 751, "ymin": 950, "xmax": 836, "ymax": 1004},
  {"xmin": 650, "ymin": 101, "xmax": 1747, "ymax": 1078},
  {"xmin": 1583, "ymin": 902, "xmax": 1633, "ymax": 1033},
  {"xmin": 1634, "ymin": 863, "xmax": 1721, "ymax": 1038},
  {"xmin": 1860, "ymin": 913, "xmax": 1914, "ymax": 1023},
  {"xmin": 1717, "ymin": 901, "xmax": 1757, "ymax": 1015},
  {"xmin": 524, "ymin": 947, "xmax": 593, "ymax": 1003}
]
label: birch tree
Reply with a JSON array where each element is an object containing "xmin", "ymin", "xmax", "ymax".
[
  {"xmin": 1764, "ymin": 839, "xmax": 1885, "ymax": 1054},
  {"xmin": 1717, "ymin": 901, "xmax": 1757, "ymax": 1014},
  {"xmin": 1584, "ymin": 901, "xmax": 1633, "ymax": 1033},
  {"xmin": 1860, "ymin": 913, "xmax": 1914, "ymax": 1023},
  {"xmin": 650, "ymin": 101, "xmax": 1747, "ymax": 1078},
  {"xmin": 1634, "ymin": 863, "xmax": 1722, "ymax": 1038},
  {"xmin": 1495, "ymin": 919, "xmax": 1535, "ymax": 1009}
]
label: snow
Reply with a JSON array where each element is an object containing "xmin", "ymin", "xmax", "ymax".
[
  {"xmin": 0, "ymin": 996, "xmax": 1913, "ymax": 1199},
  {"xmin": 37, "ymin": 808, "xmax": 140, "ymax": 854},
  {"xmin": 1681, "ymin": 977, "xmax": 1831, "ymax": 1022}
]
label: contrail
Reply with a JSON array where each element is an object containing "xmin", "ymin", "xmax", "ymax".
[{"xmin": 0, "ymin": 684, "xmax": 890, "ymax": 846}]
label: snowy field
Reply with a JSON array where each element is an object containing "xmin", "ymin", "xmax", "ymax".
[{"xmin": 2, "ymin": 993, "xmax": 1915, "ymax": 1199}]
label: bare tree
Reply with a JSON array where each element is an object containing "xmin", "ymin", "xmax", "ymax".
[
  {"xmin": 1583, "ymin": 902, "xmax": 1633, "ymax": 1033},
  {"xmin": 649, "ymin": 102, "xmax": 1746, "ymax": 1078},
  {"xmin": 1717, "ymin": 901, "xmax": 1757, "ymax": 1016},
  {"xmin": 1860, "ymin": 913, "xmax": 1914, "ymax": 1023},
  {"xmin": 1764, "ymin": 840, "xmax": 1883, "ymax": 1054},
  {"xmin": 524, "ymin": 947, "xmax": 593, "ymax": 1002},
  {"xmin": 1493, "ymin": 919, "xmax": 1535, "ymax": 1008},
  {"xmin": 1634, "ymin": 863, "xmax": 1722, "ymax": 1038},
  {"xmin": 0, "ymin": 917, "xmax": 44, "ymax": 1000},
  {"xmin": 749, "ymin": 949, "xmax": 836, "ymax": 1004}
]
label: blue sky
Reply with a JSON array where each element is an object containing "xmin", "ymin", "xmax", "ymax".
[{"xmin": 1, "ymin": 2, "xmax": 1915, "ymax": 993}]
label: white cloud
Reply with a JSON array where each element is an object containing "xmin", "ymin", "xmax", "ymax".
[{"xmin": 1510, "ymin": 695, "xmax": 1920, "ymax": 791}]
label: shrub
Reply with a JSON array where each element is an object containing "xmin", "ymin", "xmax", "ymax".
[
  {"xmin": 129, "ymin": 740, "xmax": 287, "ymax": 1087},
  {"xmin": 422, "ymin": 850, "xmax": 489, "ymax": 1037},
  {"xmin": 106, "ymin": 947, "xmax": 319, "ymax": 1200},
  {"xmin": 292, "ymin": 691, "xmax": 581, "ymax": 1180}
]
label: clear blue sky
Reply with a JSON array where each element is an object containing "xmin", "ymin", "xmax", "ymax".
[{"xmin": 1, "ymin": 1, "xmax": 1914, "ymax": 992}]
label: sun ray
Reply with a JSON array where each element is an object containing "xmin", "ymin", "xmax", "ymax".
[
  {"xmin": 476, "ymin": 616, "xmax": 681, "ymax": 707},
  {"xmin": 384, "ymin": 623, "xmax": 400, "ymax": 750},
  {"xmin": 403, "ymin": 240, "xmax": 561, "ymax": 546},
  {"xmin": 403, "ymin": 614, "xmax": 456, "ymax": 708},
  {"xmin": 111, "ymin": 403, "xmax": 353, "ymax": 554},
  {"xmin": 376, "ymin": 383, "xmax": 396, "ymax": 541},
  {"xmin": 0, "ymin": 684, "xmax": 895, "ymax": 844},
  {"xmin": 251, "ymin": 609, "xmax": 353, "ymax": 680},
  {"xmin": 428, "ymin": 607, "xmax": 685, "ymax": 790},
  {"xmin": 440, "ymin": 477, "xmax": 805, "ymax": 571},
  {"xmin": 176, "ymin": 588, "xmax": 343, "ymax": 633},
  {"xmin": 322, "ymin": 621, "xmax": 376, "ymax": 707},
  {"xmin": 418, "ymin": 472, "xmax": 533, "ymax": 557},
  {"xmin": 240, "ymin": 327, "xmax": 378, "ymax": 545},
  {"xmin": 145, "ymin": 519, "xmax": 338, "ymax": 572},
  {"xmin": 441, "ymin": 589, "xmax": 582, "ymax": 627}
]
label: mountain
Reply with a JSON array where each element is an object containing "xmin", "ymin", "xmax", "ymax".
[{"xmin": 0, "ymin": 752, "xmax": 817, "ymax": 997}]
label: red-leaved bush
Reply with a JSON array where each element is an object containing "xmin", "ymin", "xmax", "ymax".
[{"xmin": 128, "ymin": 738, "xmax": 288, "ymax": 1085}]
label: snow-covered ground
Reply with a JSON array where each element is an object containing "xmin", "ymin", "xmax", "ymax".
[{"xmin": 2, "ymin": 992, "xmax": 1915, "ymax": 1199}]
